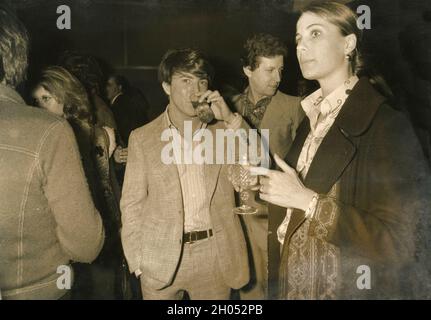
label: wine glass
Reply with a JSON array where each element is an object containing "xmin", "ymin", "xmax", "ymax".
[{"xmin": 228, "ymin": 154, "xmax": 260, "ymax": 215}]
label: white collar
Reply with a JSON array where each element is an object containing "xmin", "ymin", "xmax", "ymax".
[
  {"xmin": 301, "ymin": 75, "xmax": 359, "ymax": 119},
  {"xmin": 164, "ymin": 105, "xmax": 207, "ymax": 134},
  {"xmin": 110, "ymin": 92, "xmax": 122, "ymax": 105}
]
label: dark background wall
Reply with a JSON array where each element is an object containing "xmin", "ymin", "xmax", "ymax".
[
  {"xmin": 6, "ymin": 0, "xmax": 431, "ymax": 159},
  {"xmin": 9, "ymin": 0, "xmax": 300, "ymax": 120}
]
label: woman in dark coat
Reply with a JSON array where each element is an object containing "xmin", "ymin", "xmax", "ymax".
[
  {"xmin": 32, "ymin": 66, "xmax": 128, "ymax": 299},
  {"xmin": 252, "ymin": 1, "xmax": 431, "ymax": 299}
]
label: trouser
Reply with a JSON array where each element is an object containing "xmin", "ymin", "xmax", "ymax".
[
  {"xmin": 140, "ymin": 236, "xmax": 231, "ymax": 300},
  {"xmin": 239, "ymin": 213, "xmax": 268, "ymax": 300},
  {"xmin": 268, "ymin": 203, "xmax": 288, "ymax": 299}
]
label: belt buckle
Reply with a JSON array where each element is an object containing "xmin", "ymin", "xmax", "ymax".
[{"xmin": 189, "ymin": 231, "xmax": 198, "ymax": 244}]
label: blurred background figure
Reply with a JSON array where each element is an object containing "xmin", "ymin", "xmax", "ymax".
[
  {"xmin": 106, "ymin": 74, "xmax": 149, "ymax": 185},
  {"xmin": 32, "ymin": 66, "xmax": 132, "ymax": 299},
  {"xmin": 106, "ymin": 74, "xmax": 149, "ymax": 147},
  {"xmin": 59, "ymin": 51, "xmax": 118, "ymax": 130}
]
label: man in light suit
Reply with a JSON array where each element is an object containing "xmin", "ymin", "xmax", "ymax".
[
  {"xmin": 230, "ymin": 33, "xmax": 304, "ymax": 299},
  {"xmin": 121, "ymin": 48, "xmax": 254, "ymax": 299}
]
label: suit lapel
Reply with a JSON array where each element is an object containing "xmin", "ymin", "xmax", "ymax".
[
  {"xmin": 204, "ymin": 163, "xmax": 222, "ymax": 203},
  {"xmin": 285, "ymin": 107, "xmax": 356, "ymax": 195},
  {"xmin": 204, "ymin": 123, "xmax": 222, "ymax": 202},
  {"xmin": 303, "ymin": 124, "xmax": 356, "ymax": 194},
  {"xmin": 280, "ymin": 78, "xmax": 385, "ymax": 245},
  {"xmin": 285, "ymin": 77, "xmax": 385, "ymax": 194},
  {"xmin": 285, "ymin": 118, "xmax": 309, "ymax": 168},
  {"xmin": 279, "ymin": 115, "xmax": 355, "ymax": 253},
  {"xmin": 150, "ymin": 116, "xmax": 184, "ymax": 211}
]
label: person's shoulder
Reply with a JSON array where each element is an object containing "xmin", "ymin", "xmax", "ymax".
[
  {"xmin": 274, "ymin": 90, "xmax": 301, "ymax": 105},
  {"xmin": 0, "ymin": 101, "xmax": 74, "ymax": 153},
  {"xmin": 374, "ymin": 103, "xmax": 412, "ymax": 130},
  {"xmin": 271, "ymin": 91, "xmax": 303, "ymax": 121},
  {"xmin": 5, "ymin": 101, "xmax": 68, "ymax": 132}
]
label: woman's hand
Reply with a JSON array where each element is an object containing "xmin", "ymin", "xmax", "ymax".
[{"xmin": 249, "ymin": 153, "xmax": 316, "ymax": 211}]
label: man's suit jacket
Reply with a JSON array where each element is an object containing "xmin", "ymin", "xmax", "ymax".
[
  {"xmin": 231, "ymin": 89, "xmax": 304, "ymax": 298},
  {"xmin": 120, "ymin": 113, "xmax": 250, "ymax": 290},
  {"xmin": 231, "ymin": 90, "xmax": 304, "ymax": 159}
]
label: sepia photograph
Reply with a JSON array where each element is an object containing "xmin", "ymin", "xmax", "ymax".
[{"xmin": 1, "ymin": 0, "xmax": 431, "ymax": 309}]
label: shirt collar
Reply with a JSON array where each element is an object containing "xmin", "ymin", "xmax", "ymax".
[
  {"xmin": 301, "ymin": 75, "xmax": 359, "ymax": 121},
  {"xmin": 110, "ymin": 92, "xmax": 122, "ymax": 105},
  {"xmin": 164, "ymin": 105, "xmax": 207, "ymax": 134},
  {"xmin": 243, "ymin": 86, "xmax": 273, "ymax": 108}
]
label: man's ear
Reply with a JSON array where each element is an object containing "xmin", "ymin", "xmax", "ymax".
[
  {"xmin": 243, "ymin": 66, "xmax": 253, "ymax": 78},
  {"xmin": 344, "ymin": 33, "xmax": 357, "ymax": 56},
  {"xmin": 162, "ymin": 81, "xmax": 171, "ymax": 96}
]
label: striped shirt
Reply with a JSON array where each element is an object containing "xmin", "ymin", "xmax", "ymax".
[{"xmin": 165, "ymin": 106, "xmax": 242, "ymax": 232}]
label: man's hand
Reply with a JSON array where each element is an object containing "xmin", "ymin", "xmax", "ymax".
[
  {"xmin": 103, "ymin": 126, "xmax": 117, "ymax": 158},
  {"xmin": 114, "ymin": 146, "xmax": 128, "ymax": 164},
  {"xmin": 198, "ymin": 90, "xmax": 235, "ymax": 123},
  {"xmin": 249, "ymin": 154, "xmax": 315, "ymax": 211},
  {"xmin": 134, "ymin": 269, "xmax": 142, "ymax": 279}
]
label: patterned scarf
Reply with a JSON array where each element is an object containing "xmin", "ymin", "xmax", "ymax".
[{"xmin": 240, "ymin": 89, "xmax": 272, "ymax": 128}]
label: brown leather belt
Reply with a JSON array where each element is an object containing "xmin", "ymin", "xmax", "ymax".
[{"xmin": 183, "ymin": 229, "xmax": 213, "ymax": 244}]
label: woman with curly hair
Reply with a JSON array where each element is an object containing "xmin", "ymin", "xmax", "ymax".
[{"xmin": 32, "ymin": 66, "xmax": 128, "ymax": 299}]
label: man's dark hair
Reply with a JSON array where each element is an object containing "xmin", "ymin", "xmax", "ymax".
[
  {"xmin": 241, "ymin": 33, "xmax": 287, "ymax": 71},
  {"xmin": 110, "ymin": 74, "xmax": 130, "ymax": 93},
  {"xmin": 0, "ymin": 6, "xmax": 29, "ymax": 87},
  {"xmin": 158, "ymin": 48, "xmax": 214, "ymax": 85}
]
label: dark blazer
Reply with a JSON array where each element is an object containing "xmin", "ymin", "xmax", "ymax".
[
  {"xmin": 111, "ymin": 92, "xmax": 149, "ymax": 146},
  {"xmin": 273, "ymin": 78, "xmax": 431, "ymax": 299}
]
